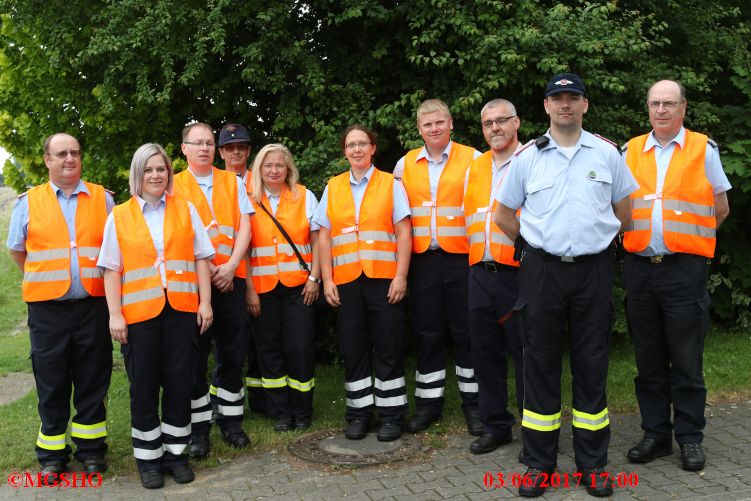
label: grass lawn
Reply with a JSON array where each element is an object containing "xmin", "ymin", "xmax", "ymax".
[{"xmin": 0, "ymin": 185, "xmax": 749, "ymax": 475}]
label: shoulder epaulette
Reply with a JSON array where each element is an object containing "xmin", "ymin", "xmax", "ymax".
[
  {"xmin": 707, "ymin": 138, "xmax": 718, "ymax": 149},
  {"xmin": 515, "ymin": 140, "xmax": 536, "ymax": 156},
  {"xmin": 16, "ymin": 190, "xmax": 29, "ymax": 200},
  {"xmin": 595, "ymin": 133, "xmax": 618, "ymax": 149},
  {"xmin": 620, "ymin": 143, "xmax": 628, "ymax": 153}
]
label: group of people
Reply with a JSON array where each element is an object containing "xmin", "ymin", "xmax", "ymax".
[{"xmin": 6, "ymin": 72, "xmax": 730, "ymax": 497}]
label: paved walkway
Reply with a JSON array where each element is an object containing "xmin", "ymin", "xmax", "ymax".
[{"xmin": 2, "ymin": 402, "xmax": 751, "ymax": 500}]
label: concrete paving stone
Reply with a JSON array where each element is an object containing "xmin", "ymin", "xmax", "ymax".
[
  {"xmin": 416, "ymin": 466, "xmax": 463, "ymax": 482},
  {"xmin": 392, "ymin": 489, "xmax": 441, "ymax": 501},
  {"xmin": 406, "ymin": 475, "xmax": 453, "ymax": 494},
  {"xmin": 364, "ymin": 484, "xmax": 412, "ymax": 500}
]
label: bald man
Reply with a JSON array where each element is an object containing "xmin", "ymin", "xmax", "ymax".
[{"xmin": 622, "ymin": 80, "xmax": 730, "ymax": 472}]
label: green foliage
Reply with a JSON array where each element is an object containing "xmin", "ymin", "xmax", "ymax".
[{"xmin": 0, "ymin": 0, "xmax": 750, "ymax": 327}]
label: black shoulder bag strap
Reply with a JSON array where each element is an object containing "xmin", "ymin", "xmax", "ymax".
[{"xmin": 257, "ymin": 201, "xmax": 310, "ymax": 274}]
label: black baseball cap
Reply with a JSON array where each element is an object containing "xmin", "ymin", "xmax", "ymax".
[
  {"xmin": 218, "ymin": 124, "xmax": 250, "ymax": 147},
  {"xmin": 544, "ymin": 73, "xmax": 586, "ymax": 97}
]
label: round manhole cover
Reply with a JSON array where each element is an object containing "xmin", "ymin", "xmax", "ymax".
[{"xmin": 288, "ymin": 429, "xmax": 426, "ymax": 467}]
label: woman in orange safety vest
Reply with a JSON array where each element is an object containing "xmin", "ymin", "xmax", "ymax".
[
  {"xmin": 245, "ymin": 143, "xmax": 320, "ymax": 432},
  {"xmin": 315, "ymin": 125, "xmax": 412, "ymax": 442},
  {"xmin": 97, "ymin": 143, "xmax": 214, "ymax": 489}
]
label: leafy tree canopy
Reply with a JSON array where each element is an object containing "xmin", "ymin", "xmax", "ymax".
[{"xmin": 1, "ymin": 0, "xmax": 750, "ymax": 326}]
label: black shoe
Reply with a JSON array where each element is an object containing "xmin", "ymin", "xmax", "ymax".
[
  {"xmin": 518, "ymin": 467, "xmax": 549, "ymax": 497},
  {"xmin": 578, "ymin": 467, "xmax": 614, "ymax": 497},
  {"xmin": 81, "ymin": 457, "xmax": 107, "ymax": 474},
  {"xmin": 294, "ymin": 418, "xmax": 312, "ymax": 431},
  {"xmin": 274, "ymin": 417, "xmax": 293, "ymax": 432},
  {"xmin": 406, "ymin": 409, "xmax": 439, "ymax": 433},
  {"xmin": 344, "ymin": 419, "xmax": 369, "ymax": 440},
  {"xmin": 465, "ymin": 409, "xmax": 484, "ymax": 437},
  {"xmin": 377, "ymin": 423, "xmax": 403, "ymax": 442},
  {"xmin": 220, "ymin": 426, "xmax": 251, "ymax": 448},
  {"xmin": 164, "ymin": 463, "xmax": 195, "ymax": 484},
  {"xmin": 189, "ymin": 433, "xmax": 210, "ymax": 458},
  {"xmin": 680, "ymin": 442, "xmax": 706, "ymax": 471},
  {"xmin": 39, "ymin": 461, "xmax": 67, "ymax": 476},
  {"xmin": 139, "ymin": 469, "xmax": 164, "ymax": 489},
  {"xmin": 626, "ymin": 437, "xmax": 672, "ymax": 463},
  {"xmin": 469, "ymin": 432, "xmax": 512, "ymax": 454}
]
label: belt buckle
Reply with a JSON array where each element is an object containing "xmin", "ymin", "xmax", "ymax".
[
  {"xmin": 561, "ymin": 256, "xmax": 575, "ymax": 263},
  {"xmin": 650, "ymin": 255, "xmax": 663, "ymax": 264},
  {"xmin": 485, "ymin": 262, "xmax": 498, "ymax": 272}
]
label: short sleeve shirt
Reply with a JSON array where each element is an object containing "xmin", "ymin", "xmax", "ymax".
[
  {"xmin": 313, "ymin": 166, "xmax": 411, "ymax": 229},
  {"xmin": 497, "ymin": 130, "xmax": 638, "ymax": 257}
]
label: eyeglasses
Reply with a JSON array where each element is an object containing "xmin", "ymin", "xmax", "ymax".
[
  {"xmin": 344, "ymin": 142, "xmax": 371, "ymax": 150},
  {"xmin": 482, "ymin": 116, "xmax": 516, "ymax": 128},
  {"xmin": 184, "ymin": 141, "xmax": 216, "ymax": 148},
  {"xmin": 647, "ymin": 100, "xmax": 685, "ymax": 110},
  {"xmin": 47, "ymin": 149, "xmax": 81, "ymax": 159}
]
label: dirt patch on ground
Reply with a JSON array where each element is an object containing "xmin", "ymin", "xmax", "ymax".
[{"xmin": 0, "ymin": 372, "xmax": 34, "ymax": 406}]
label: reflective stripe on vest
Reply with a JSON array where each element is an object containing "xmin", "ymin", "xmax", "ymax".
[
  {"xmin": 173, "ymin": 167, "xmax": 247, "ymax": 277},
  {"xmin": 624, "ymin": 130, "xmax": 717, "ymax": 258},
  {"xmin": 249, "ymin": 185, "xmax": 312, "ymax": 293},
  {"xmin": 327, "ymin": 168, "xmax": 398, "ymax": 285},
  {"xmin": 114, "ymin": 195, "xmax": 198, "ymax": 324},
  {"xmin": 463, "ymin": 151, "xmax": 519, "ymax": 266},
  {"xmin": 401, "ymin": 142, "xmax": 475, "ymax": 253},
  {"xmin": 22, "ymin": 182, "xmax": 107, "ymax": 301}
]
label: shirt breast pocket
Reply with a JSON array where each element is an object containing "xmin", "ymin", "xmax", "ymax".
[
  {"xmin": 584, "ymin": 169, "xmax": 613, "ymax": 211},
  {"xmin": 525, "ymin": 177, "xmax": 555, "ymax": 217}
]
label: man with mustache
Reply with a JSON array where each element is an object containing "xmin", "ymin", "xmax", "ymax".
[{"xmin": 463, "ymin": 99, "xmax": 525, "ymax": 455}]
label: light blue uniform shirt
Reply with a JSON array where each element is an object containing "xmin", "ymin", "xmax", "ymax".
[
  {"xmin": 188, "ymin": 168, "xmax": 254, "ymax": 216},
  {"xmin": 498, "ymin": 130, "xmax": 638, "ymax": 257},
  {"xmin": 394, "ymin": 141, "xmax": 481, "ymax": 250},
  {"xmin": 97, "ymin": 195, "xmax": 215, "ymax": 287},
  {"xmin": 313, "ymin": 165, "xmax": 411, "ymax": 229},
  {"xmin": 623, "ymin": 127, "xmax": 732, "ymax": 256},
  {"xmin": 6, "ymin": 180, "xmax": 115, "ymax": 300},
  {"xmin": 264, "ymin": 187, "xmax": 321, "ymax": 231}
]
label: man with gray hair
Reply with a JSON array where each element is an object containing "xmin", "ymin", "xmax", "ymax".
[
  {"xmin": 394, "ymin": 99, "xmax": 482, "ymax": 436},
  {"xmin": 622, "ymin": 79, "xmax": 731, "ymax": 472},
  {"xmin": 7, "ymin": 133, "xmax": 114, "ymax": 475},
  {"xmin": 462, "ymin": 99, "xmax": 525, "ymax": 454}
]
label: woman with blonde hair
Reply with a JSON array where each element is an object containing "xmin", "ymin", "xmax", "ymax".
[
  {"xmin": 98, "ymin": 143, "xmax": 214, "ymax": 488},
  {"xmin": 246, "ymin": 143, "xmax": 320, "ymax": 431}
]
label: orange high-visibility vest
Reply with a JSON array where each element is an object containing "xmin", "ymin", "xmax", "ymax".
[
  {"xmin": 173, "ymin": 167, "xmax": 247, "ymax": 278},
  {"xmin": 327, "ymin": 168, "xmax": 397, "ymax": 285},
  {"xmin": 113, "ymin": 196, "xmax": 199, "ymax": 324},
  {"xmin": 624, "ymin": 130, "xmax": 716, "ymax": 258},
  {"xmin": 464, "ymin": 151, "xmax": 519, "ymax": 267},
  {"xmin": 401, "ymin": 142, "xmax": 475, "ymax": 253},
  {"xmin": 249, "ymin": 184, "xmax": 311, "ymax": 293},
  {"xmin": 22, "ymin": 181, "xmax": 107, "ymax": 302}
]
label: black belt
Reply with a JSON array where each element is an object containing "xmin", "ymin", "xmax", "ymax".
[
  {"xmin": 473, "ymin": 261, "xmax": 517, "ymax": 273},
  {"xmin": 627, "ymin": 253, "xmax": 705, "ymax": 265},
  {"xmin": 523, "ymin": 245, "xmax": 605, "ymax": 263}
]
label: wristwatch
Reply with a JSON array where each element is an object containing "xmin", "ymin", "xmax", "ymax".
[{"xmin": 307, "ymin": 275, "xmax": 322, "ymax": 284}]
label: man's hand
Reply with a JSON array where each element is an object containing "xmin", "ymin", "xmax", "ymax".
[
  {"xmin": 323, "ymin": 279, "xmax": 341, "ymax": 307},
  {"xmin": 211, "ymin": 262, "xmax": 236, "ymax": 292}
]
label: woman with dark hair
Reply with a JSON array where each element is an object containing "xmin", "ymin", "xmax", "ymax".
[
  {"xmin": 245, "ymin": 143, "xmax": 320, "ymax": 432},
  {"xmin": 314, "ymin": 125, "xmax": 412, "ymax": 442},
  {"xmin": 98, "ymin": 143, "xmax": 214, "ymax": 489}
]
